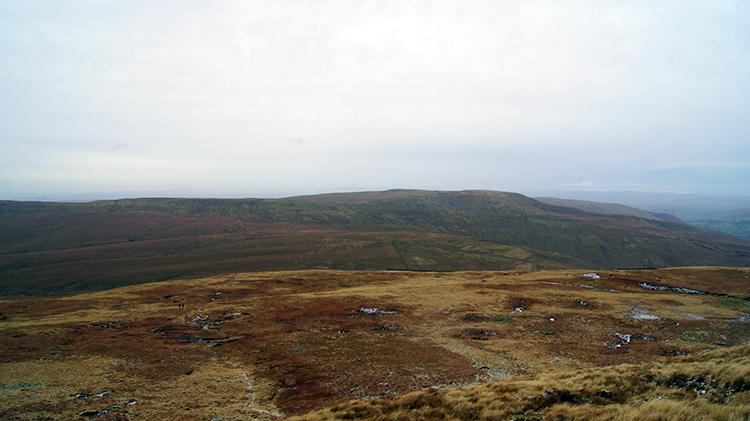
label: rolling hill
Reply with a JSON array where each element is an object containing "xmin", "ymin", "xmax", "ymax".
[
  {"xmin": 2, "ymin": 189, "xmax": 750, "ymax": 294},
  {"xmin": 533, "ymin": 196, "xmax": 683, "ymax": 222}
]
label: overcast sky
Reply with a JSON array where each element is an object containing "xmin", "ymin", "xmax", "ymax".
[{"xmin": 1, "ymin": 1, "xmax": 749, "ymax": 200}]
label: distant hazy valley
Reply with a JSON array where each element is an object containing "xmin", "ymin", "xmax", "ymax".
[{"xmin": 534, "ymin": 190, "xmax": 750, "ymax": 240}]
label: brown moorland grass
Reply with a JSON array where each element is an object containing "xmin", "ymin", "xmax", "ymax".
[
  {"xmin": 1, "ymin": 267, "xmax": 749, "ymax": 419},
  {"xmin": 292, "ymin": 344, "xmax": 750, "ymax": 421}
]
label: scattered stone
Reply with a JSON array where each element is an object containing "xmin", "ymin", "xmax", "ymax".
[
  {"xmin": 358, "ymin": 307, "xmax": 396, "ymax": 316},
  {"xmin": 80, "ymin": 401, "xmax": 136, "ymax": 419},
  {"xmin": 615, "ymin": 333, "xmax": 632, "ymax": 344},
  {"xmin": 510, "ymin": 299, "xmax": 532, "ymax": 315},
  {"xmin": 606, "ymin": 332, "xmax": 657, "ymax": 349},
  {"xmin": 638, "ymin": 282, "xmax": 727, "ymax": 297},
  {"xmin": 575, "ymin": 299, "xmax": 595, "ymax": 308},
  {"xmin": 74, "ymin": 391, "xmax": 110, "ymax": 399}
]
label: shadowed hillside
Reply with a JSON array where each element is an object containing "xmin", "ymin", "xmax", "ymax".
[{"xmin": 2, "ymin": 190, "xmax": 750, "ymax": 294}]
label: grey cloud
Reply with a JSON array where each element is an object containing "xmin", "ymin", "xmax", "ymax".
[{"xmin": 0, "ymin": 1, "xmax": 748, "ymax": 199}]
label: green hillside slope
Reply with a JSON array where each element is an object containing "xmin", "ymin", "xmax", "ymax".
[
  {"xmin": 2, "ymin": 190, "xmax": 749, "ymax": 294},
  {"xmin": 284, "ymin": 190, "xmax": 750, "ymax": 268},
  {"xmin": 688, "ymin": 207, "xmax": 750, "ymax": 240}
]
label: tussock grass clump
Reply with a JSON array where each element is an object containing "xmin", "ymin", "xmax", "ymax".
[{"xmin": 291, "ymin": 345, "xmax": 750, "ymax": 421}]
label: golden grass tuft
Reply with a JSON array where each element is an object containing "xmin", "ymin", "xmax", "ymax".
[{"xmin": 291, "ymin": 344, "xmax": 750, "ymax": 421}]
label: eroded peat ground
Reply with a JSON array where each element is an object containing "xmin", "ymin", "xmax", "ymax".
[{"xmin": 1, "ymin": 267, "xmax": 750, "ymax": 420}]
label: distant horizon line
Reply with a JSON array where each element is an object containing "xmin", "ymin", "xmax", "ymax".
[{"xmin": 2, "ymin": 187, "xmax": 750, "ymax": 203}]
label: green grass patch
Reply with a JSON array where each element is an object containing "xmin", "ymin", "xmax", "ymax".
[{"xmin": 720, "ymin": 298, "xmax": 750, "ymax": 312}]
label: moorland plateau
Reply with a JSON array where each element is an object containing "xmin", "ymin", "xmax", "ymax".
[
  {"xmin": 1, "ymin": 267, "xmax": 749, "ymax": 420},
  {"xmin": 2, "ymin": 189, "xmax": 750, "ymax": 295}
]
